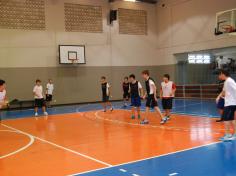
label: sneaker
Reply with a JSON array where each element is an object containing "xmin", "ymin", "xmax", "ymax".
[
  {"xmin": 216, "ymin": 119, "xmax": 223, "ymax": 122},
  {"xmin": 231, "ymin": 134, "xmax": 236, "ymax": 140},
  {"xmin": 140, "ymin": 119, "xmax": 149, "ymax": 124},
  {"xmin": 44, "ymin": 112, "xmax": 48, "ymax": 116},
  {"xmin": 103, "ymin": 109, "xmax": 106, "ymax": 112},
  {"xmin": 35, "ymin": 112, "xmax": 38, "ymax": 116},
  {"xmin": 131, "ymin": 115, "xmax": 135, "ymax": 119},
  {"xmin": 160, "ymin": 117, "xmax": 167, "ymax": 125},
  {"xmin": 110, "ymin": 107, "xmax": 114, "ymax": 112},
  {"xmin": 166, "ymin": 116, "xmax": 171, "ymax": 120},
  {"xmin": 219, "ymin": 134, "xmax": 233, "ymax": 141}
]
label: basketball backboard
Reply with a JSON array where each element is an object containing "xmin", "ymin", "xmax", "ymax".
[
  {"xmin": 215, "ymin": 8, "xmax": 236, "ymax": 36},
  {"xmin": 59, "ymin": 45, "xmax": 86, "ymax": 64}
]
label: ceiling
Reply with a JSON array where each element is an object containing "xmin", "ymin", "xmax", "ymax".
[{"xmin": 109, "ymin": 0, "xmax": 158, "ymax": 4}]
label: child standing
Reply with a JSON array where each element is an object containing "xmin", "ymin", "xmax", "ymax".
[
  {"xmin": 217, "ymin": 70, "xmax": 236, "ymax": 141},
  {"xmin": 216, "ymin": 80, "xmax": 225, "ymax": 122},
  {"xmin": 46, "ymin": 79, "xmax": 54, "ymax": 108},
  {"xmin": 160, "ymin": 74, "xmax": 176, "ymax": 122},
  {"xmin": 122, "ymin": 77, "xmax": 130, "ymax": 108},
  {"xmin": 0, "ymin": 79, "xmax": 7, "ymax": 122},
  {"xmin": 129, "ymin": 74, "xmax": 143, "ymax": 119},
  {"xmin": 141, "ymin": 70, "xmax": 164, "ymax": 124},
  {"xmin": 33, "ymin": 79, "xmax": 48, "ymax": 116},
  {"xmin": 101, "ymin": 76, "xmax": 113, "ymax": 112}
]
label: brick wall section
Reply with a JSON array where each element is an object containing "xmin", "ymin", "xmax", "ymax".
[
  {"xmin": 0, "ymin": 0, "xmax": 45, "ymax": 30},
  {"xmin": 118, "ymin": 8, "xmax": 147, "ymax": 35},
  {"xmin": 64, "ymin": 3, "xmax": 103, "ymax": 33}
]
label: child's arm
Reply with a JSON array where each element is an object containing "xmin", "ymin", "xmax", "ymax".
[
  {"xmin": 138, "ymin": 82, "xmax": 144, "ymax": 98},
  {"xmin": 151, "ymin": 84, "xmax": 158, "ymax": 101},
  {"xmin": 171, "ymin": 83, "xmax": 176, "ymax": 97},
  {"xmin": 139, "ymin": 88, "xmax": 143, "ymax": 98},
  {"xmin": 45, "ymin": 84, "xmax": 49, "ymax": 95},
  {"xmin": 160, "ymin": 87, "xmax": 163, "ymax": 99},
  {"xmin": 216, "ymin": 91, "xmax": 225, "ymax": 103},
  {"xmin": 108, "ymin": 83, "xmax": 112, "ymax": 97}
]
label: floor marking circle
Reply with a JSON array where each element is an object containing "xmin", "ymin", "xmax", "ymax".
[
  {"xmin": 87, "ymin": 110, "xmax": 223, "ymax": 134},
  {"xmin": 0, "ymin": 129, "xmax": 34, "ymax": 159}
]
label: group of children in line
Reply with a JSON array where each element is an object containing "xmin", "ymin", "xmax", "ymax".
[
  {"xmin": 0, "ymin": 79, "xmax": 54, "ymax": 118},
  {"xmin": 100, "ymin": 70, "xmax": 176, "ymax": 125},
  {"xmin": 1, "ymin": 69, "xmax": 236, "ymax": 140},
  {"xmin": 33, "ymin": 79, "xmax": 54, "ymax": 116}
]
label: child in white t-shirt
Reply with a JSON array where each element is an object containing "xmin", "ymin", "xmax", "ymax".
[
  {"xmin": 0, "ymin": 79, "xmax": 8, "ymax": 121},
  {"xmin": 46, "ymin": 79, "xmax": 54, "ymax": 108},
  {"xmin": 33, "ymin": 79, "xmax": 48, "ymax": 116}
]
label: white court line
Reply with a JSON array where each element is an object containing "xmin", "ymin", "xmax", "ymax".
[
  {"xmin": 119, "ymin": 169, "xmax": 127, "ymax": 172},
  {"xmin": 92, "ymin": 111, "xmax": 223, "ymax": 134},
  {"xmin": 172, "ymin": 102, "xmax": 202, "ymax": 109},
  {"xmin": 169, "ymin": 173, "xmax": 178, "ymax": 176},
  {"xmin": 1, "ymin": 123, "xmax": 112, "ymax": 167},
  {"xmin": 70, "ymin": 141, "xmax": 221, "ymax": 176},
  {"xmin": 0, "ymin": 129, "xmax": 34, "ymax": 159}
]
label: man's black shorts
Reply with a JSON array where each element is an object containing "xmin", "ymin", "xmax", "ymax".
[
  {"xmin": 222, "ymin": 106, "xmax": 236, "ymax": 121},
  {"xmin": 102, "ymin": 95, "xmax": 110, "ymax": 102},
  {"xmin": 123, "ymin": 92, "xmax": 130, "ymax": 99},
  {"xmin": 162, "ymin": 98, "xmax": 173, "ymax": 110},
  {"xmin": 46, "ymin": 94, "xmax": 53, "ymax": 102},
  {"xmin": 146, "ymin": 94, "xmax": 158, "ymax": 108},
  {"xmin": 35, "ymin": 98, "xmax": 46, "ymax": 107}
]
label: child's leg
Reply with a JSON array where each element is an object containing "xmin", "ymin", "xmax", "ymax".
[
  {"xmin": 125, "ymin": 97, "xmax": 129, "ymax": 106},
  {"xmin": 102, "ymin": 102, "xmax": 107, "ymax": 111},
  {"xmin": 145, "ymin": 107, "xmax": 150, "ymax": 121},
  {"xmin": 107, "ymin": 101, "xmax": 112, "ymax": 107},
  {"xmin": 137, "ymin": 107, "xmax": 141, "ymax": 118},
  {"xmin": 34, "ymin": 107, "xmax": 38, "ymax": 113},
  {"xmin": 224, "ymin": 121, "xmax": 231, "ymax": 135},
  {"xmin": 131, "ymin": 106, "xmax": 135, "ymax": 119},
  {"xmin": 233, "ymin": 111, "xmax": 236, "ymax": 135},
  {"xmin": 42, "ymin": 106, "xmax": 46, "ymax": 113},
  {"xmin": 166, "ymin": 109, "xmax": 171, "ymax": 116},
  {"xmin": 233, "ymin": 120, "xmax": 236, "ymax": 135},
  {"xmin": 107, "ymin": 101, "xmax": 113, "ymax": 111},
  {"xmin": 154, "ymin": 106, "xmax": 164, "ymax": 119}
]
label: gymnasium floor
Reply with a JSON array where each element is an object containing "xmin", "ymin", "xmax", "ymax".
[{"xmin": 1, "ymin": 99, "xmax": 235, "ymax": 176}]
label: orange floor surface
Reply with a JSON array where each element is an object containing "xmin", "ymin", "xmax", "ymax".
[{"xmin": 0, "ymin": 110, "xmax": 224, "ymax": 176}]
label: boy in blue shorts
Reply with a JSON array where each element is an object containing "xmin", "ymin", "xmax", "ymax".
[{"xmin": 129, "ymin": 74, "xmax": 143, "ymax": 119}]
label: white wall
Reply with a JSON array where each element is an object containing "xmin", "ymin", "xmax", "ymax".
[
  {"xmin": 156, "ymin": 0, "xmax": 236, "ymax": 65},
  {"xmin": 0, "ymin": 0, "xmax": 158, "ymax": 68},
  {"xmin": 1, "ymin": 0, "xmax": 236, "ymax": 68}
]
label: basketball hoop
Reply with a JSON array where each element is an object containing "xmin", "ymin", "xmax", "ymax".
[{"xmin": 71, "ymin": 59, "xmax": 77, "ymax": 65}]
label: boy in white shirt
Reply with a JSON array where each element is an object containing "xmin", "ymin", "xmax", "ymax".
[
  {"xmin": 217, "ymin": 70, "xmax": 236, "ymax": 141},
  {"xmin": 160, "ymin": 74, "xmax": 176, "ymax": 122},
  {"xmin": 46, "ymin": 79, "xmax": 54, "ymax": 108},
  {"xmin": 141, "ymin": 70, "xmax": 165, "ymax": 125},
  {"xmin": 0, "ymin": 79, "xmax": 8, "ymax": 121},
  {"xmin": 33, "ymin": 79, "xmax": 48, "ymax": 116}
]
